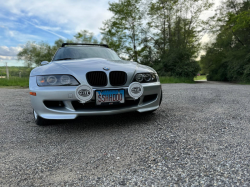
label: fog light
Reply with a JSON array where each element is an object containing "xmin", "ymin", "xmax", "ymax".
[
  {"xmin": 128, "ymin": 82, "xmax": 143, "ymax": 99},
  {"xmin": 75, "ymin": 85, "xmax": 93, "ymax": 103}
]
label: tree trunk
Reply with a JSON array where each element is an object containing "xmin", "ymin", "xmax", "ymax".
[
  {"xmin": 133, "ymin": 25, "xmax": 137, "ymax": 62},
  {"xmin": 168, "ymin": 16, "xmax": 171, "ymax": 50}
]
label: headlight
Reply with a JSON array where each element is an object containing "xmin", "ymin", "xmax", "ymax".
[
  {"xmin": 135, "ymin": 74, "xmax": 144, "ymax": 82},
  {"xmin": 60, "ymin": 75, "xmax": 71, "ymax": 84},
  {"xmin": 37, "ymin": 75, "xmax": 79, "ymax": 86},
  {"xmin": 47, "ymin": 76, "xmax": 57, "ymax": 85},
  {"xmin": 143, "ymin": 73, "xmax": 152, "ymax": 82},
  {"xmin": 133, "ymin": 73, "xmax": 158, "ymax": 83}
]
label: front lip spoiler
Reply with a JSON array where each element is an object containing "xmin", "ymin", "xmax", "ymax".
[
  {"xmin": 137, "ymin": 106, "xmax": 158, "ymax": 113},
  {"xmin": 39, "ymin": 105, "xmax": 160, "ymax": 120},
  {"xmin": 40, "ymin": 114, "xmax": 77, "ymax": 120}
]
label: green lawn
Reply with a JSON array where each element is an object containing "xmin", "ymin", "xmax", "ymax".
[
  {"xmin": 194, "ymin": 75, "xmax": 207, "ymax": 81},
  {"xmin": 160, "ymin": 76, "xmax": 195, "ymax": 83},
  {"xmin": 0, "ymin": 77, "xmax": 29, "ymax": 88},
  {"xmin": 239, "ymin": 81, "xmax": 250, "ymax": 85},
  {"xmin": 0, "ymin": 76, "xmax": 203, "ymax": 87}
]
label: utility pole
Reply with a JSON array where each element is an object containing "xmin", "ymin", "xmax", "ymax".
[{"xmin": 5, "ymin": 62, "xmax": 9, "ymax": 80}]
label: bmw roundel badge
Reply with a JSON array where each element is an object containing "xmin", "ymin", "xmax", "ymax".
[{"xmin": 103, "ymin": 67, "xmax": 110, "ymax": 71}]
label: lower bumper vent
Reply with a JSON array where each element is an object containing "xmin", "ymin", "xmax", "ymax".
[
  {"xmin": 44, "ymin": 101, "xmax": 65, "ymax": 109},
  {"xmin": 143, "ymin": 94, "xmax": 157, "ymax": 104},
  {"xmin": 71, "ymin": 99, "xmax": 140, "ymax": 111}
]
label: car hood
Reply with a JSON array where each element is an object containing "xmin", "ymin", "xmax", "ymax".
[{"xmin": 30, "ymin": 58, "xmax": 156, "ymax": 84}]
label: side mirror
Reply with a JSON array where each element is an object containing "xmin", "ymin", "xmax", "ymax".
[{"xmin": 41, "ymin": 61, "xmax": 49, "ymax": 66}]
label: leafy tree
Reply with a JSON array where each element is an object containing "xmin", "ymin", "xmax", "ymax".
[
  {"xmin": 18, "ymin": 31, "xmax": 99, "ymax": 67},
  {"xmin": 141, "ymin": 0, "xmax": 212, "ymax": 77},
  {"xmin": 74, "ymin": 30, "xmax": 99, "ymax": 44},
  {"xmin": 101, "ymin": 20, "xmax": 127, "ymax": 57},
  {"xmin": 17, "ymin": 41, "xmax": 55, "ymax": 67},
  {"xmin": 200, "ymin": 0, "xmax": 250, "ymax": 82},
  {"xmin": 101, "ymin": 0, "xmax": 143, "ymax": 62}
]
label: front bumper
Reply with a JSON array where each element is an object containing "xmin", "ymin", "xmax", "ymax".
[{"xmin": 29, "ymin": 76, "xmax": 162, "ymax": 120}]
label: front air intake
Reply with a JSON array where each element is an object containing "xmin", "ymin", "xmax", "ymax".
[
  {"xmin": 109, "ymin": 71, "xmax": 127, "ymax": 86},
  {"xmin": 86, "ymin": 71, "xmax": 108, "ymax": 87}
]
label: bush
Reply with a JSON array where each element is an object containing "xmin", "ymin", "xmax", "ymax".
[{"xmin": 155, "ymin": 50, "xmax": 200, "ymax": 78}]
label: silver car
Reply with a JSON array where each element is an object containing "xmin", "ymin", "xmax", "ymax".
[{"xmin": 29, "ymin": 43, "xmax": 162, "ymax": 125}]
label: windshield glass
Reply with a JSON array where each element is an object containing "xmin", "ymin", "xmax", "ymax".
[{"xmin": 53, "ymin": 47, "xmax": 121, "ymax": 61}]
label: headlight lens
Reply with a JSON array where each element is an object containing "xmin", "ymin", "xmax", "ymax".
[
  {"xmin": 135, "ymin": 74, "xmax": 144, "ymax": 82},
  {"xmin": 47, "ymin": 76, "xmax": 57, "ymax": 85},
  {"xmin": 37, "ymin": 75, "xmax": 79, "ymax": 86},
  {"xmin": 60, "ymin": 75, "xmax": 71, "ymax": 85},
  {"xmin": 143, "ymin": 73, "xmax": 152, "ymax": 82},
  {"xmin": 133, "ymin": 73, "xmax": 158, "ymax": 83}
]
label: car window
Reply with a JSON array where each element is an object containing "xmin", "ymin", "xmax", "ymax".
[{"xmin": 53, "ymin": 47, "xmax": 121, "ymax": 61}]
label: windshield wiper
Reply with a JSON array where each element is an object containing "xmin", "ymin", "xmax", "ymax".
[{"xmin": 54, "ymin": 58, "xmax": 75, "ymax": 61}]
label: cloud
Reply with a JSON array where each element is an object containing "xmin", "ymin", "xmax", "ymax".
[
  {"xmin": 0, "ymin": 55, "xmax": 17, "ymax": 60},
  {"xmin": 0, "ymin": 25, "xmax": 7, "ymax": 29},
  {"xmin": 24, "ymin": 20, "xmax": 67, "ymax": 39},
  {"xmin": 0, "ymin": 46, "xmax": 22, "ymax": 57},
  {"xmin": 5, "ymin": 29, "xmax": 41, "ymax": 42},
  {"xmin": 200, "ymin": 0, "xmax": 222, "ymax": 20},
  {"xmin": 1, "ymin": 0, "xmax": 113, "ymax": 35},
  {"xmin": 0, "ymin": 21, "xmax": 42, "ymax": 43},
  {"xmin": 0, "ymin": 46, "xmax": 23, "ymax": 62}
]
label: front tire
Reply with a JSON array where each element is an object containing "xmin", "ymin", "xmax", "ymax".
[{"xmin": 33, "ymin": 110, "xmax": 49, "ymax": 126}]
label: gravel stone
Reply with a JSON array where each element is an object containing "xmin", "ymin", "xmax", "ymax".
[{"xmin": 0, "ymin": 82, "xmax": 250, "ymax": 186}]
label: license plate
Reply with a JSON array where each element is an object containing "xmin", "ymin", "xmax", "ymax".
[{"xmin": 96, "ymin": 89, "xmax": 125, "ymax": 105}]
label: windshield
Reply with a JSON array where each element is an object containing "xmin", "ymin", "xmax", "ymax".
[{"xmin": 53, "ymin": 47, "xmax": 121, "ymax": 61}]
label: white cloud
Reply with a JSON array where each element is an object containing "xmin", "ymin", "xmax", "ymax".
[
  {"xmin": 1, "ymin": 0, "xmax": 113, "ymax": 35},
  {"xmin": 35, "ymin": 25, "xmax": 60, "ymax": 32},
  {"xmin": 0, "ymin": 55, "xmax": 17, "ymax": 60},
  {"xmin": 5, "ymin": 29, "xmax": 41, "ymax": 42},
  {"xmin": 24, "ymin": 20, "xmax": 67, "ymax": 39},
  {"xmin": 0, "ymin": 46, "xmax": 23, "ymax": 63},
  {"xmin": 0, "ymin": 22, "xmax": 42, "ymax": 43},
  {"xmin": 199, "ymin": 0, "xmax": 222, "ymax": 20},
  {"xmin": 0, "ymin": 46, "xmax": 22, "ymax": 57}
]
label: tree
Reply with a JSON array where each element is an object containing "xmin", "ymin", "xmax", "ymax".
[
  {"xmin": 74, "ymin": 30, "xmax": 99, "ymax": 44},
  {"xmin": 101, "ymin": 19, "xmax": 127, "ymax": 57},
  {"xmin": 200, "ymin": 0, "xmax": 250, "ymax": 82},
  {"xmin": 142, "ymin": 0, "xmax": 212, "ymax": 77},
  {"xmin": 18, "ymin": 30, "xmax": 100, "ymax": 67},
  {"xmin": 17, "ymin": 41, "xmax": 55, "ymax": 67},
  {"xmin": 101, "ymin": 0, "xmax": 143, "ymax": 62}
]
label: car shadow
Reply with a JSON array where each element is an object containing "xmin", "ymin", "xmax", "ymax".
[{"xmin": 47, "ymin": 111, "xmax": 161, "ymax": 132}]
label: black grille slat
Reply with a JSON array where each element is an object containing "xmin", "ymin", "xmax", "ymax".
[
  {"xmin": 109, "ymin": 71, "xmax": 127, "ymax": 86},
  {"xmin": 86, "ymin": 71, "xmax": 107, "ymax": 86}
]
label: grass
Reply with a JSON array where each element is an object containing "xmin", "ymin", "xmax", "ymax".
[
  {"xmin": 0, "ymin": 76, "xmax": 205, "ymax": 87},
  {"xmin": 160, "ymin": 76, "xmax": 195, "ymax": 83},
  {"xmin": 194, "ymin": 75, "xmax": 207, "ymax": 81},
  {"xmin": 239, "ymin": 81, "xmax": 250, "ymax": 85},
  {"xmin": 0, "ymin": 76, "xmax": 196, "ymax": 87},
  {"xmin": 0, "ymin": 77, "xmax": 29, "ymax": 88}
]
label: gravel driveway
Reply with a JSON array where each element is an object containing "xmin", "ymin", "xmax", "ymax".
[{"xmin": 0, "ymin": 82, "xmax": 250, "ymax": 186}]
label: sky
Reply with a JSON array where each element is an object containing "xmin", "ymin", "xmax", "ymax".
[{"xmin": 0, "ymin": 0, "xmax": 221, "ymax": 67}]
